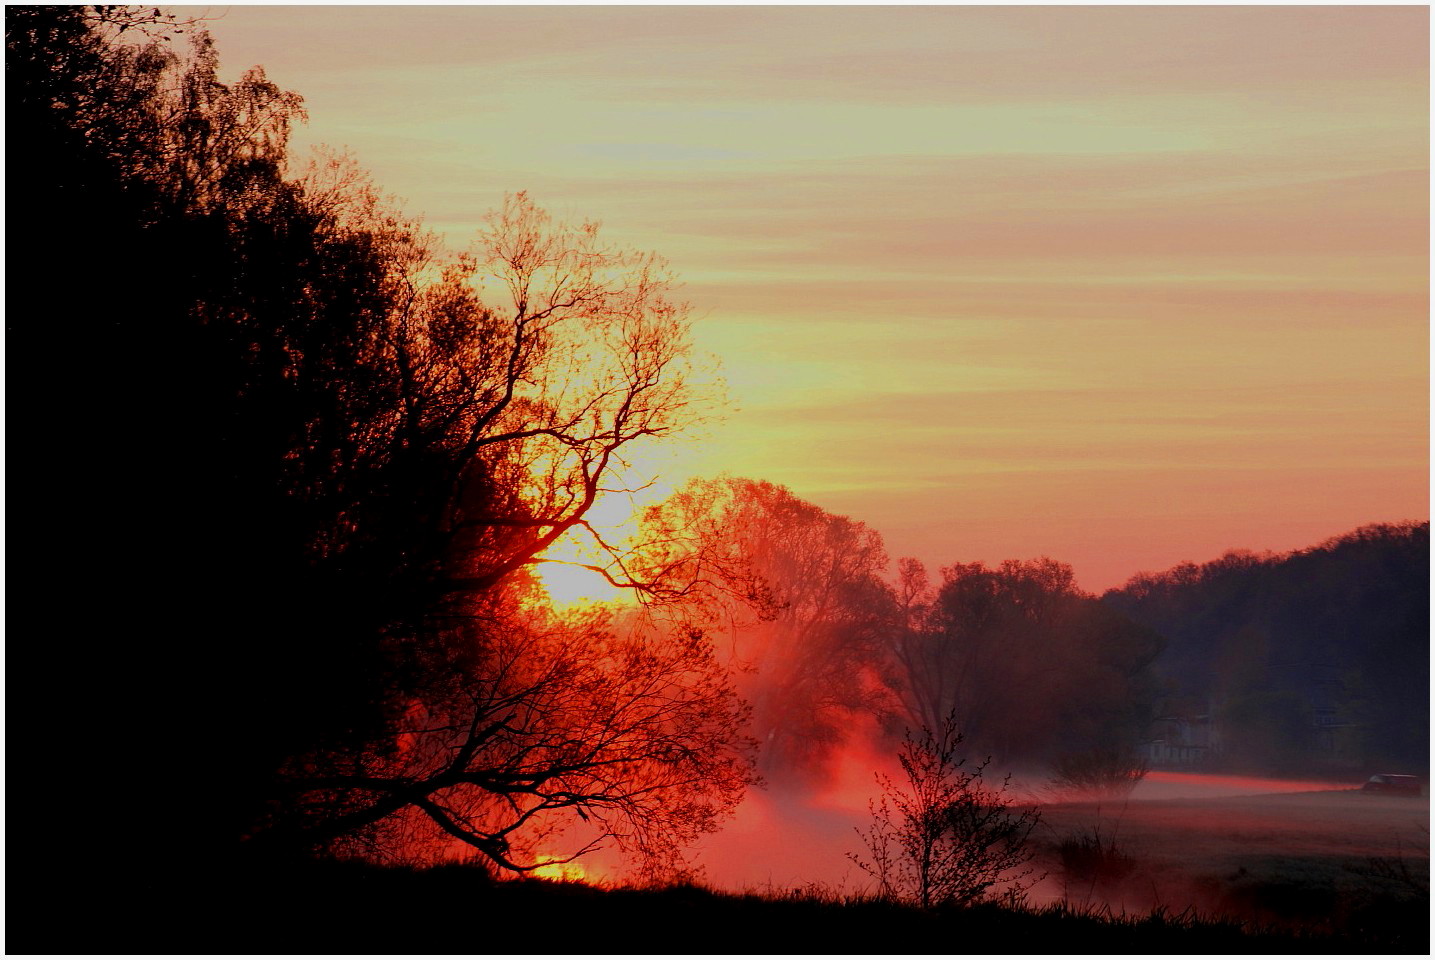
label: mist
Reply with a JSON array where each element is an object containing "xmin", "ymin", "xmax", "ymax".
[
  {"xmin": 670, "ymin": 725, "xmax": 1428, "ymax": 937},
  {"xmin": 605, "ymin": 500, "xmax": 1429, "ymax": 935}
]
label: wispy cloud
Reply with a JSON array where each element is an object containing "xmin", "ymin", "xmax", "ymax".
[{"xmin": 194, "ymin": 4, "xmax": 1428, "ymax": 590}]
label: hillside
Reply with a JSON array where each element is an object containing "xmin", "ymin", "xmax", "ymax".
[{"xmin": 1102, "ymin": 522, "xmax": 1429, "ymax": 772}]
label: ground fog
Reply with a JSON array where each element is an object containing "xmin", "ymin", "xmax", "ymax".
[{"xmin": 674, "ymin": 760, "xmax": 1427, "ymax": 936}]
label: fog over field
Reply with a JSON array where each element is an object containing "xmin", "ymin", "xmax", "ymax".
[
  {"xmin": 564, "ymin": 719, "xmax": 1425, "ymax": 931},
  {"xmin": 671, "ymin": 762, "xmax": 1428, "ymax": 941}
]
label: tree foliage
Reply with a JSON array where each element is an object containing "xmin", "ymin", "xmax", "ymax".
[
  {"xmin": 849, "ymin": 713, "xmax": 1042, "ymax": 909},
  {"xmin": 1105, "ymin": 522, "xmax": 1429, "ymax": 771},
  {"xmin": 628, "ymin": 477, "xmax": 895, "ymax": 776},
  {"xmin": 889, "ymin": 559, "xmax": 1162, "ymax": 765},
  {"xmin": 12, "ymin": 6, "xmax": 752, "ymax": 878}
]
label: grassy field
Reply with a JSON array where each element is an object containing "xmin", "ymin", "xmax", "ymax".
[{"xmin": 57, "ymin": 855, "xmax": 1423, "ymax": 955}]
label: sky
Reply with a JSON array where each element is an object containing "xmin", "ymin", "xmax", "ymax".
[{"xmin": 183, "ymin": 4, "xmax": 1429, "ymax": 593}]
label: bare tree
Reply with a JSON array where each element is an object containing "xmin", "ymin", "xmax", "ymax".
[
  {"xmin": 254, "ymin": 192, "xmax": 750, "ymax": 876},
  {"xmin": 275, "ymin": 595, "xmax": 756, "ymax": 878},
  {"xmin": 849, "ymin": 713, "xmax": 1042, "ymax": 909},
  {"xmin": 1047, "ymin": 746, "xmax": 1149, "ymax": 800}
]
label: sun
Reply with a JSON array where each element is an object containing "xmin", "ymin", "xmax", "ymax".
[
  {"xmin": 536, "ymin": 553, "xmax": 626, "ymax": 608},
  {"xmin": 532, "ymin": 507, "xmax": 634, "ymax": 608},
  {"xmin": 531, "ymin": 440, "xmax": 709, "ymax": 610},
  {"xmin": 531, "ymin": 858, "xmax": 589, "ymax": 882}
]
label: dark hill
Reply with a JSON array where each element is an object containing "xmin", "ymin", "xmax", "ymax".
[{"xmin": 1102, "ymin": 522, "xmax": 1428, "ymax": 773}]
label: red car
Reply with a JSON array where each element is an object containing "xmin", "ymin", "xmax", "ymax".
[{"xmin": 1360, "ymin": 774, "xmax": 1422, "ymax": 796}]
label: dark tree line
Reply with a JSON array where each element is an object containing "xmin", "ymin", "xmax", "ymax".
[
  {"xmin": 890, "ymin": 557, "xmax": 1163, "ymax": 766},
  {"xmin": 1104, "ymin": 522, "xmax": 1429, "ymax": 772},
  {"xmin": 628, "ymin": 478, "xmax": 1166, "ymax": 777}
]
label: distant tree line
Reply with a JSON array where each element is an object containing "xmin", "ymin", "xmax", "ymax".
[
  {"xmin": 630, "ymin": 480, "xmax": 1427, "ymax": 783},
  {"xmin": 1103, "ymin": 522, "xmax": 1429, "ymax": 773}
]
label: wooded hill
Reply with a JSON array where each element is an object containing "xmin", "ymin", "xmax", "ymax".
[{"xmin": 1103, "ymin": 522, "xmax": 1429, "ymax": 773}]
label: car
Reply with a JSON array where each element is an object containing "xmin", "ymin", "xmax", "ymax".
[{"xmin": 1360, "ymin": 774, "xmax": 1422, "ymax": 796}]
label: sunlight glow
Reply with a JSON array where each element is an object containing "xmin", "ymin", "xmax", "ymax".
[
  {"xmin": 533, "ymin": 442, "xmax": 704, "ymax": 610},
  {"xmin": 200, "ymin": 6, "xmax": 1429, "ymax": 594},
  {"xmin": 535, "ymin": 554, "xmax": 626, "ymax": 609},
  {"xmin": 531, "ymin": 858, "xmax": 588, "ymax": 882}
]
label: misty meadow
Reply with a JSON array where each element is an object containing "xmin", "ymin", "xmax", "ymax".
[{"xmin": 12, "ymin": 6, "xmax": 1427, "ymax": 955}]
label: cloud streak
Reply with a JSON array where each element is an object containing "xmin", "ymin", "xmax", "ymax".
[{"xmin": 193, "ymin": 5, "xmax": 1428, "ymax": 590}]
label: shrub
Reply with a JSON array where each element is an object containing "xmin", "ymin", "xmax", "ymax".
[
  {"xmin": 848, "ymin": 712, "xmax": 1043, "ymax": 908},
  {"xmin": 1048, "ymin": 747, "xmax": 1148, "ymax": 800},
  {"xmin": 1059, "ymin": 826, "xmax": 1137, "ymax": 891}
]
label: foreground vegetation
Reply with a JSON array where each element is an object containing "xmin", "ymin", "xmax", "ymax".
[{"xmin": 61, "ymin": 859, "xmax": 1426, "ymax": 954}]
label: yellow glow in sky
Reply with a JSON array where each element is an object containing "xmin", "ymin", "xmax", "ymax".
[{"xmin": 190, "ymin": 5, "xmax": 1429, "ymax": 591}]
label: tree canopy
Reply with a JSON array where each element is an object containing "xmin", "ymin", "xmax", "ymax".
[
  {"xmin": 629, "ymin": 476, "xmax": 895, "ymax": 778},
  {"xmin": 1104, "ymin": 522, "xmax": 1429, "ymax": 772},
  {"xmin": 11, "ymin": 5, "xmax": 753, "ymax": 879},
  {"xmin": 890, "ymin": 558, "xmax": 1164, "ymax": 766}
]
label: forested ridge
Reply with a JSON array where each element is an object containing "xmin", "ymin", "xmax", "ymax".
[{"xmin": 1104, "ymin": 522, "xmax": 1429, "ymax": 772}]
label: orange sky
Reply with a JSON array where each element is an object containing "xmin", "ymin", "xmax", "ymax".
[{"xmin": 190, "ymin": 5, "xmax": 1429, "ymax": 592}]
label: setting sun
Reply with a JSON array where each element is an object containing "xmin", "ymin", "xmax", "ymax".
[
  {"xmin": 534, "ymin": 553, "xmax": 625, "ymax": 609},
  {"xmin": 531, "ymin": 858, "xmax": 589, "ymax": 883},
  {"xmin": 532, "ymin": 444, "xmax": 700, "ymax": 609}
]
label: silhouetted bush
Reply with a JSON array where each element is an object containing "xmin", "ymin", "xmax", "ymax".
[
  {"xmin": 849, "ymin": 712, "xmax": 1043, "ymax": 908},
  {"xmin": 1059, "ymin": 826, "xmax": 1137, "ymax": 890},
  {"xmin": 1049, "ymin": 747, "xmax": 1149, "ymax": 799}
]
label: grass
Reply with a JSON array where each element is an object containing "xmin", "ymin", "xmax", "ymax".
[
  {"xmin": 1058, "ymin": 824, "xmax": 1138, "ymax": 894},
  {"xmin": 28, "ymin": 788, "xmax": 1424, "ymax": 953},
  {"xmin": 40, "ymin": 851, "xmax": 1427, "ymax": 955}
]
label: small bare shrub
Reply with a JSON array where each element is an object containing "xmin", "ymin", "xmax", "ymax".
[
  {"xmin": 1048, "ymin": 746, "xmax": 1148, "ymax": 800},
  {"xmin": 848, "ymin": 712, "xmax": 1043, "ymax": 909}
]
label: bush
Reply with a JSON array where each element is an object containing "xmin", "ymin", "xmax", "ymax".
[
  {"xmin": 1048, "ymin": 747, "xmax": 1148, "ymax": 800},
  {"xmin": 848, "ymin": 712, "xmax": 1043, "ymax": 908}
]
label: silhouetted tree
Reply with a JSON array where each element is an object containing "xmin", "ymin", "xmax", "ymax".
[
  {"xmin": 11, "ymin": 7, "xmax": 752, "ymax": 878},
  {"xmin": 270, "ymin": 591, "xmax": 755, "ymax": 878},
  {"xmin": 10, "ymin": 5, "xmax": 328, "ymax": 865},
  {"xmin": 232, "ymin": 186, "xmax": 747, "ymax": 874},
  {"xmin": 890, "ymin": 559, "xmax": 1162, "ymax": 766},
  {"xmin": 849, "ymin": 712, "xmax": 1042, "ymax": 908}
]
